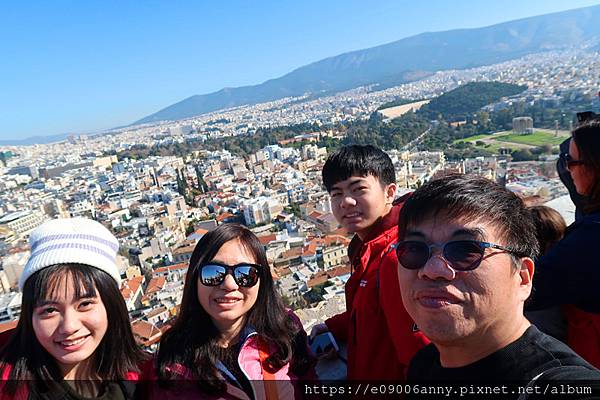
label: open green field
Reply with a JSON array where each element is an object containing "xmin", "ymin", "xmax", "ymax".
[
  {"xmin": 453, "ymin": 134, "xmax": 492, "ymax": 144},
  {"xmin": 472, "ymin": 141, "xmax": 514, "ymax": 153},
  {"xmin": 494, "ymin": 131, "xmax": 566, "ymax": 146},
  {"xmin": 452, "ymin": 130, "xmax": 568, "ymax": 154}
]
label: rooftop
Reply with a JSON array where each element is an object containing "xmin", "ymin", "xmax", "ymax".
[{"xmin": 0, "ymin": 211, "xmax": 32, "ymax": 224}]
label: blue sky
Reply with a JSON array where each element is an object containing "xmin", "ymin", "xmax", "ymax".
[{"xmin": 1, "ymin": 0, "xmax": 600, "ymax": 141}]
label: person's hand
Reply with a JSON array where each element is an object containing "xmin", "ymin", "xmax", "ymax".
[
  {"xmin": 309, "ymin": 324, "xmax": 339, "ymax": 360},
  {"xmin": 309, "ymin": 323, "xmax": 329, "ymax": 340}
]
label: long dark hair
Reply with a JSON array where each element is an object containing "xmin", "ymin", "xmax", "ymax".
[
  {"xmin": 0, "ymin": 264, "xmax": 146, "ymax": 395},
  {"xmin": 157, "ymin": 223, "xmax": 312, "ymax": 393},
  {"xmin": 572, "ymin": 120, "xmax": 600, "ymax": 213}
]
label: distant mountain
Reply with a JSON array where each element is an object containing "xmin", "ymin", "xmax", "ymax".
[
  {"xmin": 136, "ymin": 5, "xmax": 600, "ymax": 125},
  {"xmin": 0, "ymin": 133, "xmax": 71, "ymax": 146}
]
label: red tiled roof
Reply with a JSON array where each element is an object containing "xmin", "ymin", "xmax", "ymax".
[
  {"xmin": 154, "ymin": 262, "xmax": 188, "ymax": 274},
  {"xmin": 279, "ymin": 247, "xmax": 302, "ymax": 259},
  {"xmin": 0, "ymin": 320, "xmax": 18, "ymax": 333},
  {"xmin": 302, "ymin": 243, "xmax": 317, "ymax": 257},
  {"xmin": 131, "ymin": 320, "xmax": 162, "ymax": 346},
  {"xmin": 145, "ymin": 276, "xmax": 166, "ymax": 295},
  {"xmin": 257, "ymin": 234, "xmax": 277, "ymax": 245},
  {"xmin": 308, "ymin": 210, "xmax": 323, "ymax": 219},
  {"xmin": 274, "ymin": 266, "xmax": 292, "ymax": 277},
  {"xmin": 120, "ymin": 275, "xmax": 144, "ymax": 300},
  {"xmin": 307, "ymin": 272, "xmax": 328, "ymax": 288},
  {"xmin": 327, "ymin": 264, "xmax": 351, "ymax": 278},
  {"xmin": 216, "ymin": 212, "xmax": 234, "ymax": 222}
]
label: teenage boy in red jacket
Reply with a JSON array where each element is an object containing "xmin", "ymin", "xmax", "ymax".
[{"xmin": 311, "ymin": 145, "xmax": 428, "ymax": 380}]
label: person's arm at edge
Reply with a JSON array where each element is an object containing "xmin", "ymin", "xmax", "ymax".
[{"xmin": 324, "ymin": 311, "xmax": 349, "ymax": 343}]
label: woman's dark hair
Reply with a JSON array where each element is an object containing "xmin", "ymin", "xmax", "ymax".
[
  {"xmin": 399, "ymin": 174, "xmax": 540, "ymax": 265},
  {"xmin": 322, "ymin": 145, "xmax": 396, "ymax": 192},
  {"xmin": 528, "ymin": 205, "xmax": 567, "ymax": 255},
  {"xmin": 157, "ymin": 223, "xmax": 312, "ymax": 393},
  {"xmin": 0, "ymin": 264, "xmax": 145, "ymax": 395},
  {"xmin": 571, "ymin": 120, "xmax": 600, "ymax": 213}
]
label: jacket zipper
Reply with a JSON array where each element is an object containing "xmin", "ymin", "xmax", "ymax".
[{"xmin": 237, "ymin": 331, "xmax": 258, "ymax": 400}]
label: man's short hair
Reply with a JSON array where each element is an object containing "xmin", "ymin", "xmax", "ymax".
[
  {"xmin": 322, "ymin": 145, "xmax": 395, "ymax": 192},
  {"xmin": 398, "ymin": 174, "xmax": 539, "ymax": 262}
]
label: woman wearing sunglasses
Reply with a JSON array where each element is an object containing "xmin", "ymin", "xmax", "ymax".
[
  {"xmin": 527, "ymin": 120, "xmax": 600, "ymax": 368},
  {"xmin": 152, "ymin": 223, "xmax": 315, "ymax": 399}
]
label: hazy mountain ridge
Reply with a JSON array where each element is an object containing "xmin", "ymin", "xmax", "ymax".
[
  {"xmin": 0, "ymin": 133, "xmax": 73, "ymax": 146},
  {"xmin": 135, "ymin": 5, "xmax": 600, "ymax": 125}
]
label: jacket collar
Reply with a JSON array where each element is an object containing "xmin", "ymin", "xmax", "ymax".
[
  {"xmin": 347, "ymin": 196, "xmax": 406, "ymax": 260},
  {"xmin": 216, "ymin": 324, "xmax": 258, "ymax": 381}
]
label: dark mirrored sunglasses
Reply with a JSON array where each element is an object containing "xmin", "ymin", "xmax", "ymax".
[
  {"xmin": 395, "ymin": 240, "xmax": 516, "ymax": 271},
  {"xmin": 198, "ymin": 262, "xmax": 261, "ymax": 287}
]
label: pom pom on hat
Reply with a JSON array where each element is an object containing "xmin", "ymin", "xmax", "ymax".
[{"xmin": 19, "ymin": 218, "xmax": 121, "ymax": 290}]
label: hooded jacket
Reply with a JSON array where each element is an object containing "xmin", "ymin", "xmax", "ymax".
[
  {"xmin": 325, "ymin": 196, "xmax": 429, "ymax": 380},
  {"xmin": 145, "ymin": 318, "xmax": 316, "ymax": 400},
  {"xmin": 528, "ymin": 211, "xmax": 600, "ymax": 368}
]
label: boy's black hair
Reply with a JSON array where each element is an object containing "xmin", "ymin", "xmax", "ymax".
[{"xmin": 322, "ymin": 145, "xmax": 395, "ymax": 192}]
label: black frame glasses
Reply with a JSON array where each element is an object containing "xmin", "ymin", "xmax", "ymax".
[
  {"xmin": 566, "ymin": 154, "xmax": 585, "ymax": 169},
  {"xmin": 197, "ymin": 262, "xmax": 261, "ymax": 287},
  {"xmin": 561, "ymin": 153, "xmax": 586, "ymax": 169},
  {"xmin": 395, "ymin": 240, "xmax": 521, "ymax": 271}
]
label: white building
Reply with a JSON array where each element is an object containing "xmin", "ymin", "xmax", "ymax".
[
  {"xmin": 243, "ymin": 197, "xmax": 283, "ymax": 226},
  {"xmin": 0, "ymin": 210, "xmax": 47, "ymax": 239},
  {"xmin": 0, "ymin": 292, "xmax": 22, "ymax": 323}
]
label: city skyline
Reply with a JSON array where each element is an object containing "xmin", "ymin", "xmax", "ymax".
[{"xmin": 2, "ymin": 0, "xmax": 600, "ymax": 142}]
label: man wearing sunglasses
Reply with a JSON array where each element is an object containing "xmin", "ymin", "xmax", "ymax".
[
  {"xmin": 396, "ymin": 174, "xmax": 600, "ymax": 389},
  {"xmin": 310, "ymin": 145, "xmax": 428, "ymax": 381}
]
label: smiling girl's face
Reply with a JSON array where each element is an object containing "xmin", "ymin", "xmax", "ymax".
[{"xmin": 32, "ymin": 273, "xmax": 108, "ymax": 379}]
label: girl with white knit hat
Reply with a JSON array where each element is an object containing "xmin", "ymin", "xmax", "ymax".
[{"xmin": 0, "ymin": 217, "xmax": 146, "ymax": 399}]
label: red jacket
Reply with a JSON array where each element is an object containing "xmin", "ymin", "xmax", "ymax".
[
  {"xmin": 564, "ymin": 305, "xmax": 600, "ymax": 369},
  {"xmin": 325, "ymin": 198, "xmax": 429, "ymax": 380},
  {"xmin": 0, "ymin": 364, "xmax": 140, "ymax": 400},
  {"xmin": 0, "ymin": 328, "xmax": 140, "ymax": 400}
]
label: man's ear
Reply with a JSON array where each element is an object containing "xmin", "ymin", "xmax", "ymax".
[
  {"xmin": 518, "ymin": 257, "xmax": 535, "ymax": 297},
  {"xmin": 385, "ymin": 183, "xmax": 397, "ymax": 204}
]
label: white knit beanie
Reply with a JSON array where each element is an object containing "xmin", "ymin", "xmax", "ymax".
[{"xmin": 19, "ymin": 217, "xmax": 121, "ymax": 290}]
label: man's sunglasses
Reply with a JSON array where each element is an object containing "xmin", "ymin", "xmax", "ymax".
[
  {"xmin": 197, "ymin": 262, "xmax": 261, "ymax": 287},
  {"xmin": 395, "ymin": 240, "xmax": 522, "ymax": 271}
]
